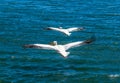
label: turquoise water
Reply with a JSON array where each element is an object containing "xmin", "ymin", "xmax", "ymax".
[{"xmin": 0, "ymin": 0, "xmax": 120, "ymax": 83}]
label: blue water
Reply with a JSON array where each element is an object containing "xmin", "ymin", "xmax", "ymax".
[{"xmin": 0, "ymin": 0, "xmax": 120, "ymax": 83}]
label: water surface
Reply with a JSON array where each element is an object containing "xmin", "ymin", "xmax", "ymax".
[{"xmin": 0, "ymin": 0, "xmax": 120, "ymax": 83}]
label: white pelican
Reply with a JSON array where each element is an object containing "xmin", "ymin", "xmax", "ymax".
[
  {"xmin": 45, "ymin": 27, "xmax": 84, "ymax": 36},
  {"xmin": 23, "ymin": 36, "xmax": 95, "ymax": 58}
]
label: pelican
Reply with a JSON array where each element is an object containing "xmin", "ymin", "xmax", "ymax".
[
  {"xmin": 23, "ymin": 36, "xmax": 95, "ymax": 58},
  {"xmin": 45, "ymin": 27, "xmax": 84, "ymax": 36}
]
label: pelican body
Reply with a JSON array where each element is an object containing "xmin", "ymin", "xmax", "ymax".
[
  {"xmin": 23, "ymin": 36, "xmax": 95, "ymax": 58},
  {"xmin": 46, "ymin": 27, "xmax": 84, "ymax": 36}
]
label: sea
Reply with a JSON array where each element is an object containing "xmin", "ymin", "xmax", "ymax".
[{"xmin": 0, "ymin": 0, "xmax": 120, "ymax": 83}]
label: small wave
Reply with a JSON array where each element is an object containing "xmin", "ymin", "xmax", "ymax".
[{"xmin": 108, "ymin": 74, "xmax": 120, "ymax": 78}]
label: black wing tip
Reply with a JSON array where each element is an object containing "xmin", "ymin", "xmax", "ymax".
[
  {"xmin": 78, "ymin": 27, "xmax": 84, "ymax": 30},
  {"xmin": 84, "ymin": 36, "xmax": 96, "ymax": 44},
  {"xmin": 45, "ymin": 27, "xmax": 52, "ymax": 30},
  {"xmin": 22, "ymin": 44, "xmax": 36, "ymax": 48}
]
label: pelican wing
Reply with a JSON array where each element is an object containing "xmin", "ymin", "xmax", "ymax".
[
  {"xmin": 64, "ymin": 41, "xmax": 84, "ymax": 50},
  {"xmin": 46, "ymin": 27, "xmax": 62, "ymax": 32},
  {"xmin": 67, "ymin": 27, "xmax": 84, "ymax": 32},
  {"xmin": 23, "ymin": 44, "xmax": 56, "ymax": 50},
  {"xmin": 64, "ymin": 36, "xmax": 95, "ymax": 50}
]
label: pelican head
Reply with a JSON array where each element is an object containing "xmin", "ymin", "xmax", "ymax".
[{"xmin": 50, "ymin": 41, "xmax": 58, "ymax": 46}]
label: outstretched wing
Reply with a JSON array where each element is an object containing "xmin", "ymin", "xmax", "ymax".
[
  {"xmin": 64, "ymin": 36, "xmax": 95, "ymax": 50},
  {"xmin": 64, "ymin": 41, "xmax": 83, "ymax": 50},
  {"xmin": 46, "ymin": 27, "xmax": 62, "ymax": 32},
  {"xmin": 23, "ymin": 44, "xmax": 56, "ymax": 50},
  {"xmin": 67, "ymin": 27, "xmax": 84, "ymax": 32}
]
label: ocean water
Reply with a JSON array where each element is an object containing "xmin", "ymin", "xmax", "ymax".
[{"xmin": 0, "ymin": 0, "xmax": 120, "ymax": 83}]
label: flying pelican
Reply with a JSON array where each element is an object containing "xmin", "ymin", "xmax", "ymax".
[
  {"xmin": 45, "ymin": 27, "xmax": 84, "ymax": 36},
  {"xmin": 23, "ymin": 36, "xmax": 95, "ymax": 58}
]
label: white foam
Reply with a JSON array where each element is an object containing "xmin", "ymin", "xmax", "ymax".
[{"xmin": 108, "ymin": 74, "xmax": 120, "ymax": 78}]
